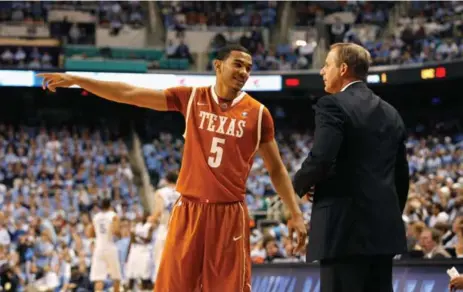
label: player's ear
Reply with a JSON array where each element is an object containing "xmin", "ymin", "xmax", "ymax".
[{"xmin": 213, "ymin": 60, "xmax": 222, "ymax": 74}]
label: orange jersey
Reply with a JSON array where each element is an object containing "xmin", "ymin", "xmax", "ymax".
[{"xmin": 164, "ymin": 86, "xmax": 274, "ymax": 203}]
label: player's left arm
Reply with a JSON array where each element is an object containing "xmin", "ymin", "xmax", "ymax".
[
  {"xmin": 128, "ymin": 131, "xmax": 154, "ymax": 213},
  {"xmin": 259, "ymin": 140, "xmax": 303, "ymax": 219},
  {"xmin": 111, "ymin": 216, "xmax": 121, "ymax": 237},
  {"xmin": 86, "ymin": 224, "xmax": 96, "ymax": 238},
  {"xmin": 258, "ymin": 107, "xmax": 303, "ymax": 219},
  {"xmin": 151, "ymin": 190, "xmax": 165, "ymax": 223}
]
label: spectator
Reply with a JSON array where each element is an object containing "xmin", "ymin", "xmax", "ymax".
[
  {"xmin": 419, "ymin": 228, "xmax": 452, "ymax": 259},
  {"xmin": 69, "ymin": 24, "xmax": 81, "ymax": 44},
  {"xmin": 1, "ymin": 49, "xmax": 13, "ymax": 66}
]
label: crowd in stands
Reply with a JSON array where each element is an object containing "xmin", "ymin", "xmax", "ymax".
[
  {"xmin": 295, "ymin": 1, "xmax": 393, "ymax": 27},
  {"xmin": 159, "ymin": 1, "xmax": 278, "ymax": 29},
  {"xmin": 0, "ymin": 1, "xmax": 149, "ymax": 72},
  {"xmin": 0, "ymin": 114, "xmax": 461, "ymax": 290},
  {"xmin": 98, "ymin": 1, "xmax": 145, "ymax": 29},
  {"xmin": 0, "ymin": 47, "xmax": 58, "ymax": 69},
  {"xmin": 2, "ymin": 1, "xmax": 463, "ymax": 72},
  {"xmin": 0, "ymin": 1, "xmax": 145, "ymax": 28},
  {"xmin": 339, "ymin": 1, "xmax": 463, "ymax": 65}
]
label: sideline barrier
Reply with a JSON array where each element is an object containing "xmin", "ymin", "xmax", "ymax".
[
  {"xmin": 0, "ymin": 70, "xmax": 282, "ymax": 92},
  {"xmin": 2, "ymin": 59, "xmax": 461, "ymax": 92},
  {"xmin": 251, "ymin": 260, "xmax": 463, "ymax": 292}
]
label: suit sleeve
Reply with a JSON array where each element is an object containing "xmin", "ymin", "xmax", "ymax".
[
  {"xmin": 293, "ymin": 95, "xmax": 345, "ymax": 197},
  {"xmin": 260, "ymin": 106, "xmax": 275, "ymax": 144},
  {"xmin": 395, "ymin": 127, "xmax": 410, "ymax": 213},
  {"xmin": 163, "ymin": 86, "xmax": 193, "ymax": 116}
]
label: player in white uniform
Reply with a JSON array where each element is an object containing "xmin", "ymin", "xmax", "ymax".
[
  {"xmin": 87, "ymin": 198, "xmax": 122, "ymax": 292},
  {"xmin": 151, "ymin": 171, "xmax": 180, "ymax": 284},
  {"xmin": 126, "ymin": 213, "xmax": 156, "ymax": 291}
]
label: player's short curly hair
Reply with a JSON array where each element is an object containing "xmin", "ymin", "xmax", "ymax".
[
  {"xmin": 165, "ymin": 171, "xmax": 178, "ymax": 184},
  {"xmin": 215, "ymin": 44, "xmax": 250, "ymax": 61},
  {"xmin": 101, "ymin": 197, "xmax": 111, "ymax": 210}
]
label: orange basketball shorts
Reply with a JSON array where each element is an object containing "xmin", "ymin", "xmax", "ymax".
[{"xmin": 153, "ymin": 195, "xmax": 252, "ymax": 292}]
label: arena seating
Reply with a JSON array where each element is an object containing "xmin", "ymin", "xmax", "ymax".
[
  {"xmin": 2, "ymin": 1, "xmax": 462, "ymax": 73},
  {"xmin": 0, "ymin": 1, "xmax": 192, "ymax": 72},
  {"xmin": 1, "ymin": 1, "xmax": 463, "ymax": 290},
  {"xmin": 343, "ymin": 1, "xmax": 463, "ymax": 65},
  {"xmin": 159, "ymin": 1, "xmax": 278, "ymax": 28},
  {"xmin": 0, "ymin": 121, "xmax": 461, "ymax": 286},
  {"xmin": 383, "ymin": 1, "xmax": 463, "ymax": 65}
]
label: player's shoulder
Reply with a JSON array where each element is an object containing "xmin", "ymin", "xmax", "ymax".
[
  {"xmin": 239, "ymin": 91, "xmax": 268, "ymax": 111},
  {"xmin": 192, "ymin": 86, "xmax": 212, "ymax": 96},
  {"xmin": 157, "ymin": 186, "xmax": 169, "ymax": 192},
  {"xmin": 157, "ymin": 186, "xmax": 174, "ymax": 195},
  {"xmin": 189, "ymin": 86, "xmax": 212, "ymax": 103}
]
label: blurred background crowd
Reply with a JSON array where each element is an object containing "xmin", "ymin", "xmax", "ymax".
[
  {"xmin": 0, "ymin": 1, "xmax": 462, "ymax": 291},
  {"xmin": 2, "ymin": 1, "xmax": 462, "ymax": 72}
]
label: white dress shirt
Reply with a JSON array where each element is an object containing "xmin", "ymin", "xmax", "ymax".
[{"xmin": 340, "ymin": 80, "xmax": 362, "ymax": 92}]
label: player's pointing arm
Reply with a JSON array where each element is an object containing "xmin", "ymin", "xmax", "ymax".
[
  {"xmin": 36, "ymin": 73, "xmax": 192, "ymax": 113},
  {"xmin": 257, "ymin": 107, "xmax": 307, "ymax": 253}
]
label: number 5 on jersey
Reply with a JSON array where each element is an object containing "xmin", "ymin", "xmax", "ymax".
[
  {"xmin": 208, "ymin": 137, "xmax": 225, "ymax": 168},
  {"xmin": 100, "ymin": 223, "xmax": 107, "ymax": 234}
]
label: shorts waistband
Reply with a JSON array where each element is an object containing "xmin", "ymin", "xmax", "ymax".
[{"xmin": 180, "ymin": 194, "xmax": 244, "ymax": 205}]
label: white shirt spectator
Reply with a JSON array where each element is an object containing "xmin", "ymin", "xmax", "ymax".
[
  {"xmin": 1, "ymin": 49, "xmax": 13, "ymax": 62},
  {"xmin": 69, "ymin": 24, "xmax": 81, "ymax": 43},
  {"xmin": 112, "ymin": 3, "xmax": 122, "ymax": 15},
  {"xmin": 42, "ymin": 52, "xmax": 52, "ymax": 64},
  {"xmin": 436, "ymin": 43, "xmax": 450, "ymax": 55},
  {"xmin": 429, "ymin": 212, "xmax": 449, "ymax": 227},
  {"xmin": 29, "ymin": 59, "xmax": 41, "ymax": 69},
  {"xmin": 15, "ymin": 48, "xmax": 26, "ymax": 62},
  {"xmin": 299, "ymin": 43, "xmax": 315, "ymax": 56},
  {"xmin": 0, "ymin": 227, "xmax": 11, "ymax": 246},
  {"xmin": 34, "ymin": 270, "xmax": 60, "ymax": 291}
]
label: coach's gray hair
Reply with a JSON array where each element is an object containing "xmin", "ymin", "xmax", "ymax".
[{"xmin": 330, "ymin": 43, "xmax": 372, "ymax": 80}]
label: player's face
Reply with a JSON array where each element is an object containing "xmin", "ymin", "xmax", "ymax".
[
  {"xmin": 320, "ymin": 49, "xmax": 346, "ymax": 94},
  {"xmin": 221, "ymin": 51, "xmax": 252, "ymax": 91}
]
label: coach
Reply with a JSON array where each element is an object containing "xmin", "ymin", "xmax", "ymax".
[{"xmin": 293, "ymin": 43, "xmax": 410, "ymax": 292}]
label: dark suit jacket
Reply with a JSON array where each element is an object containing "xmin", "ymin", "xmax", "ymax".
[{"xmin": 294, "ymin": 82, "xmax": 410, "ymax": 262}]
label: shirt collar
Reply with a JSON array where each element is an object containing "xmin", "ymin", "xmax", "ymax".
[{"xmin": 340, "ymin": 80, "xmax": 362, "ymax": 92}]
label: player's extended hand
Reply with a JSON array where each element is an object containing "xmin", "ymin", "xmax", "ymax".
[
  {"xmin": 287, "ymin": 214, "xmax": 307, "ymax": 254},
  {"xmin": 36, "ymin": 73, "xmax": 76, "ymax": 92},
  {"xmin": 450, "ymin": 275, "xmax": 463, "ymax": 291}
]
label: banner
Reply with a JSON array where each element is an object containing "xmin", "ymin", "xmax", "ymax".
[
  {"xmin": 251, "ymin": 262, "xmax": 462, "ymax": 292},
  {"xmin": 3, "ymin": 59, "xmax": 462, "ymax": 92},
  {"xmin": 0, "ymin": 70, "xmax": 36, "ymax": 87},
  {"xmin": 0, "ymin": 70, "xmax": 283, "ymax": 92}
]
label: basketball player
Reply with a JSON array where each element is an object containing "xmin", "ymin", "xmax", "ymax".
[
  {"xmin": 151, "ymin": 171, "xmax": 180, "ymax": 285},
  {"xmin": 126, "ymin": 212, "xmax": 156, "ymax": 291},
  {"xmin": 38, "ymin": 44, "xmax": 307, "ymax": 292},
  {"xmin": 86, "ymin": 198, "xmax": 122, "ymax": 292}
]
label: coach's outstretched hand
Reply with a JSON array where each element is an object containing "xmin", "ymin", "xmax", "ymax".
[
  {"xmin": 37, "ymin": 73, "xmax": 76, "ymax": 92},
  {"xmin": 287, "ymin": 214, "xmax": 307, "ymax": 254}
]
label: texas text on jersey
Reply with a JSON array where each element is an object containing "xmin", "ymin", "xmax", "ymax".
[{"xmin": 164, "ymin": 86, "xmax": 274, "ymax": 203}]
